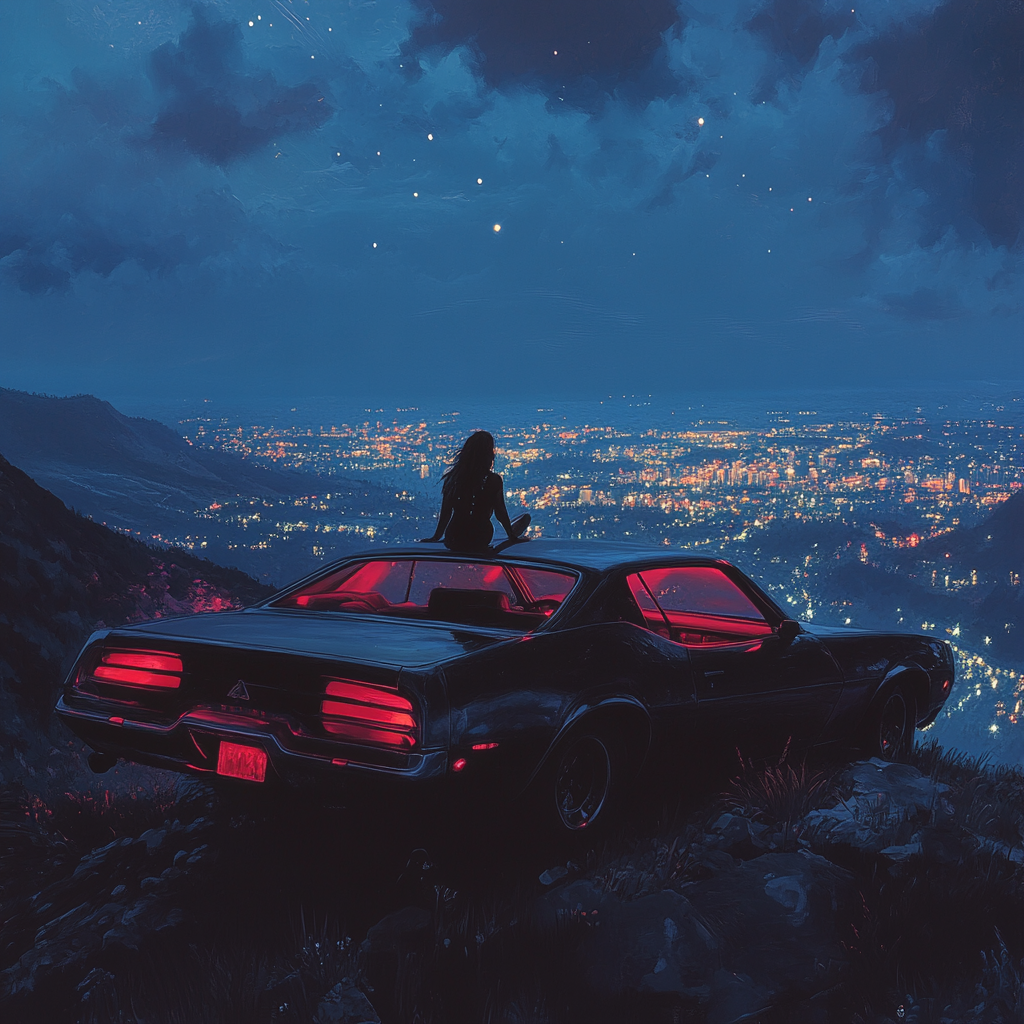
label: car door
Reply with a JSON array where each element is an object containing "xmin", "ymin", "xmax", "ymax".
[{"xmin": 628, "ymin": 567, "xmax": 843, "ymax": 759}]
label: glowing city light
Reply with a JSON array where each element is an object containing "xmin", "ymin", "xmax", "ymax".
[
  {"xmin": 427, "ymin": 133, "xmax": 433, "ymax": 141},
  {"xmin": 493, "ymin": 224, "xmax": 501, "ymax": 233},
  {"xmin": 477, "ymin": 178, "xmax": 483, "ymax": 184},
  {"xmin": 697, "ymin": 117, "xmax": 704, "ymax": 126},
  {"xmin": 372, "ymin": 242, "xmax": 377, "ymax": 248}
]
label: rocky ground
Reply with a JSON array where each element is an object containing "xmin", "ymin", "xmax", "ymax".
[{"xmin": 5, "ymin": 742, "xmax": 1024, "ymax": 1023}]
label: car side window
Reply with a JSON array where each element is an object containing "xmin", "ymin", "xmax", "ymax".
[
  {"xmin": 626, "ymin": 574, "xmax": 670, "ymax": 638},
  {"xmin": 625, "ymin": 567, "xmax": 772, "ymax": 646}
]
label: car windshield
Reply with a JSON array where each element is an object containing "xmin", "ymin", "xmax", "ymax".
[{"xmin": 272, "ymin": 558, "xmax": 578, "ymax": 631}]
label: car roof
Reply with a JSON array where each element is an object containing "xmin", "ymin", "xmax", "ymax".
[{"xmin": 340, "ymin": 540, "xmax": 731, "ymax": 574}]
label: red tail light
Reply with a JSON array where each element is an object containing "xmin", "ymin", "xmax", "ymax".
[
  {"xmin": 320, "ymin": 678, "xmax": 418, "ymax": 749},
  {"xmin": 87, "ymin": 649, "xmax": 183, "ymax": 689}
]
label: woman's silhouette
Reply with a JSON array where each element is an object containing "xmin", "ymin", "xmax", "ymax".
[{"xmin": 421, "ymin": 430, "xmax": 530, "ymax": 551}]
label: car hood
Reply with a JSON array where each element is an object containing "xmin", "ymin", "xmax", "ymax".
[{"xmin": 115, "ymin": 609, "xmax": 514, "ymax": 669}]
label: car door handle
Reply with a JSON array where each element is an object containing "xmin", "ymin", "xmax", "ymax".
[{"xmin": 703, "ymin": 670, "xmax": 725, "ymax": 677}]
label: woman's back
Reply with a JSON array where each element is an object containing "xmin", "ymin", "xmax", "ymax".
[{"xmin": 444, "ymin": 471, "xmax": 500, "ymax": 550}]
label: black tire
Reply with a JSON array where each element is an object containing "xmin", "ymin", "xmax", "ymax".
[
  {"xmin": 547, "ymin": 732, "xmax": 616, "ymax": 834},
  {"xmin": 870, "ymin": 685, "xmax": 916, "ymax": 762}
]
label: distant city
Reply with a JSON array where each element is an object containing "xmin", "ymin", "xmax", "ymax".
[{"xmin": 163, "ymin": 393, "xmax": 1021, "ymax": 563}]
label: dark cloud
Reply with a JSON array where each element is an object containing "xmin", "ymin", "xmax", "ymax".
[
  {"xmin": 0, "ymin": 185, "xmax": 258, "ymax": 294},
  {"xmin": 852, "ymin": 0, "xmax": 1024, "ymax": 249},
  {"xmin": 403, "ymin": 0, "xmax": 685, "ymax": 110},
  {"xmin": 745, "ymin": 0, "xmax": 856, "ymax": 103},
  {"xmin": 149, "ymin": 7, "xmax": 333, "ymax": 164},
  {"xmin": 0, "ymin": 7, "xmax": 325, "ymax": 294}
]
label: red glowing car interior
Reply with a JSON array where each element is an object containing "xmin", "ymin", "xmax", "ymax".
[
  {"xmin": 273, "ymin": 559, "xmax": 578, "ymax": 630},
  {"xmin": 627, "ymin": 568, "xmax": 773, "ymax": 646}
]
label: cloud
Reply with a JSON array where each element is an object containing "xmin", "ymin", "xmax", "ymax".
[
  {"xmin": 402, "ymin": 0, "xmax": 686, "ymax": 110},
  {"xmin": 851, "ymin": 0, "xmax": 1024, "ymax": 249},
  {"xmin": 744, "ymin": 0, "xmax": 856, "ymax": 102},
  {"xmin": 0, "ymin": 5, "xmax": 328, "ymax": 293},
  {"xmin": 149, "ymin": 6, "xmax": 333, "ymax": 164}
]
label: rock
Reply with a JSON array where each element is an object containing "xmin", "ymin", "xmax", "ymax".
[
  {"xmin": 314, "ymin": 978, "xmax": 381, "ymax": 1024},
  {"xmin": 138, "ymin": 827, "xmax": 167, "ymax": 853},
  {"xmin": 539, "ymin": 865, "xmax": 568, "ymax": 886},
  {"xmin": 706, "ymin": 813, "xmax": 770, "ymax": 859},
  {"xmin": 706, "ymin": 968, "xmax": 773, "ymax": 1024},
  {"xmin": 542, "ymin": 879, "xmax": 717, "ymax": 999},
  {"xmin": 800, "ymin": 759, "xmax": 949, "ymax": 852},
  {"xmin": 763, "ymin": 874, "xmax": 810, "ymax": 926},
  {"xmin": 543, "ymin": 851, "xmax": 854, "ymax": 1014},
  {"xmin": 880, "ymin": 840, "xmax": 923, "ymax": 862}
]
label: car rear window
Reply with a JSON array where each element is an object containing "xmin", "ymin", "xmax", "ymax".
[{"xmin": 272, "ymin": 559, "xmax": 578, "ymax": 631}]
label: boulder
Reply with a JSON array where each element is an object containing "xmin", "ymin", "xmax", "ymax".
[
  {"xmin": 542, "ymin": 850, "xmax": 854, "ymax": 1018},
  {"xmin": 314, "ymin": 978, "xmax": 381, "ymax": 1024},
  {"xmin": 800, "ymin": 758, "xmax": 950, "ymax": 854}
]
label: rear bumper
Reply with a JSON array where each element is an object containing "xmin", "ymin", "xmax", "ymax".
[{"xmin": 55, "ymin": 695, "xmax": 448, "ymax": 789}]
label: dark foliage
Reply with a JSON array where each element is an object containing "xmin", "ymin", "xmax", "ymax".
[{"xmin": 0, "ymin": 450, "xmax": 272, "ymax": 754}]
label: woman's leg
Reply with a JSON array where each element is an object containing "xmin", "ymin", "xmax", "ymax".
[{"xmin": 509, "ymin": 514, "xmax": 531, "ymax": 538}]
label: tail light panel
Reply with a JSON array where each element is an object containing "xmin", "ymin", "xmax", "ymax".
[
  {"xmin": 82, "ymin": 648, "xmax": 183, "ymax": 690},
  {"xmin": 320, "ymin": 677, "xmax": 418, "ymax": 749}
]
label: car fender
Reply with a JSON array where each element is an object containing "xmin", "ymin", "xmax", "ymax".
[{"xmin": 524, "ymin": 696, "xmax": 653, "ymax": 792}]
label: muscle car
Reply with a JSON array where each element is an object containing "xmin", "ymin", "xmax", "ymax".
[{"xmin": 56, "ymin": 542, "xmax": 955, "ymax": 832}]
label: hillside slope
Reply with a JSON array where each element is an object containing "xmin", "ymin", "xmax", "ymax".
[
  {"xmin": 0, "ymin": 451, "xmax": 273, "ymax": 771},
  {"xmin": 0, "ymin": 388, "xmax": 419, "ymax": 583}
]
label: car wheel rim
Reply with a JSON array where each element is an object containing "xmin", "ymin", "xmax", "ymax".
[
  {"xmin": 878, "ymin": 692, "xmax": 907, "ymax": 759},
  {"xmin": 554, "ymin": 736, "xmax": 610, "ymax": 830}
]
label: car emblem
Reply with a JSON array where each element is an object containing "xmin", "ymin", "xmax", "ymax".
[{"xmin": 227, "ymin": 680, "xmax": 250, "ymax": 700}]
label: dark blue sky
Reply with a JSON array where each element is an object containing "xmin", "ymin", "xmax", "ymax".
[{"xmin": 1, "ymin": 0, "xmax": 1021, "ymax": 404}]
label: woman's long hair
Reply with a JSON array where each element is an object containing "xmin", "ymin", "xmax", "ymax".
[{"xmin": 442, "ymin": 431, "xmax": 495, "ymax": 498}]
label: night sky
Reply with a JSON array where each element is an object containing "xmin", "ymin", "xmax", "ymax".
[{"xmin": 1, "ymin": 0, "xmax": 1021, "ymax": 404}]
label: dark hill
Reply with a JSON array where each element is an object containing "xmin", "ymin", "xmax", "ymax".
[
  {"xmin": 920, "ymin": 488, "xmax": 1024, "ymax": 576},
  {"xmin": 0, "ymin": 388, "xmax": 417, "ymax": 584},
  {"xmin": 0, "ymin": 451, "xmax": 273, "ymax": 770},
  {"xmin": 0, "ymin": 388, "xmax": 307, "ymax": 532}
]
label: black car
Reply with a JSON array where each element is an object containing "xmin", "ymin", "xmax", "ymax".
[{"xmin": 56, "ymin": 541, "xmax": 955, "ymax": 832}]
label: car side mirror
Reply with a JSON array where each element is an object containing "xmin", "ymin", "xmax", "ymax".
[{"xmin": 776, "ymin": 619, "xmax": 801, "ymax": 644}]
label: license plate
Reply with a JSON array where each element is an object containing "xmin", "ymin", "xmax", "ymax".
[{"xmin": 217, "ymin": 741, "xmax": 268, "ymax": 782}]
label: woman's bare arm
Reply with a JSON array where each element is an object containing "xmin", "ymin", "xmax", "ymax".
[
  {"xmin": 492, "ymin": 475, "xmax": 516, "ymax": 537},
  {"xmin": 421, "ymin": 490, "xmax": 453, "ymax": 542}
]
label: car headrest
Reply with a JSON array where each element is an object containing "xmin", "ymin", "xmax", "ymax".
[{"xmin": 427, "ymin": 588, "xmax": 511, "ymax": 614}]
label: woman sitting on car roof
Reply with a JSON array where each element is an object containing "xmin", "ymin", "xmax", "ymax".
[{"xmin": 420, "ymin": 430, "xmax": 530, "ymax": 552}]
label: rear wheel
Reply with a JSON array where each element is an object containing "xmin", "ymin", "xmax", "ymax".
[
  {"xmin": 551, "ymin": 734, "xmax": 613, "ymax": 833},
  {"xmin": 871, "ymin": 685, "xmax": 916, "ymax": 762}
]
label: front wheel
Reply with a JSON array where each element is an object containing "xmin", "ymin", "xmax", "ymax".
[
  {"xmin": 552, "ymin": 734, "xmax": 613, "ymax": 832},
  {"xmin": 871, "ymin": 685, "xmax": 916, "ymax": 762}
]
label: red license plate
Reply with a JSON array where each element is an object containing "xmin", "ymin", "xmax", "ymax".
[{"xmin": 217, "ymin": 741, "xmax": 267, "ymax": 782}]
